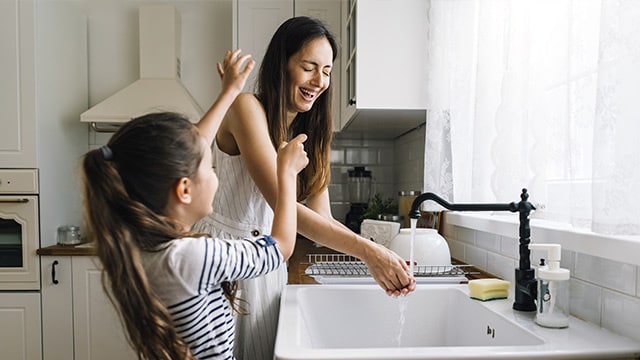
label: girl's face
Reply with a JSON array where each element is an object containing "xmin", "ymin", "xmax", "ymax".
[
  {"xmin": 190, "ymin": 136, "xmax": 218, "ymax": 222},
  {"xmin": 286, "ymin": 36, "xmax": 333, "ymax": 116}
]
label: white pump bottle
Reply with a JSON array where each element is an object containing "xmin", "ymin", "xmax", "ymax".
[{"xmin": 528, "ymin": 243, "xmax": 570, "ymax": 328}]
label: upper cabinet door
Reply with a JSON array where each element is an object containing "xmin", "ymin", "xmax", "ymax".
[
  {"xmin": 234, "ymin": 0, "xmax": 294, "ymax": 92},
  {"xmin": 0, "ymin": 0, "xmax": 37, "ymax": 168},
  {"xmin": 338, "ymin": 0, "xmax": 429, "ymax": 138},
  {"xmin": 351, "ymin": 0, "xmax": 428, "ymax": 110}
]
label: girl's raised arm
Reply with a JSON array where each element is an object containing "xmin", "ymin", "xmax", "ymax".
[{"xmin": 196, "ymin": 49, "xmax": 255, "ymax": 144}]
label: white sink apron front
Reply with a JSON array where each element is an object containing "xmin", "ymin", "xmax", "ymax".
[{"xmin": 275, "ymin": 284, "xmax": 640, "ymax": 360}]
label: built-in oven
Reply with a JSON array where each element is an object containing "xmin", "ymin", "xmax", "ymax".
[{"xmin": 0, "ymin": 169, "xmax": 40, "ymax": 290}]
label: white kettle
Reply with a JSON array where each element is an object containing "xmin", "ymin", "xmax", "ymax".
[{"xmin": 388, "ymin": 228, "xmax": 451, "ymax": 266}]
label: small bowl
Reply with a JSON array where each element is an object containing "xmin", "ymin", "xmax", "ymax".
[{"xmin": 388, "ymin": 228, "xmax": 451, "ymax": 265}]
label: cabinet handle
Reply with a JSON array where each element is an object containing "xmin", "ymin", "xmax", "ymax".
[
  {"xmin": 349, "ymin": 98, "xmax": 356, "ymax": 106},
  {"xmin": 0, "ymin": 198, "xmax": 29, "ymax": 203},
  {"xmin": 52, "ymin": 260, "xmax": 59, "ymax": 285}
]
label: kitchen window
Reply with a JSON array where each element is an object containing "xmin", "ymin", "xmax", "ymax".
[{"xmin": 421, "ymin": 0, "xmax": 640, "ymax": 237}]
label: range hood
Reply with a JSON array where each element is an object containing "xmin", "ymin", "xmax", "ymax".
[{"xmin": 81, "ymin": 5, "xmax": 203, "ymax": 126}]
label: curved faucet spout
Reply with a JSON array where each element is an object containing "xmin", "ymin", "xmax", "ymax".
[
  {"xmin": 408, "ymin": 193, "xmax": 518, "ymax": 219},
  {"xmin": 408, "ymin": 189, "xmax": 538, "ymax": 312}
]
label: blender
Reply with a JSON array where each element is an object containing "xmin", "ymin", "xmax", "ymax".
[{"xmin": 345, "ymin": 166, "xmax": 372, "ymax": 233}]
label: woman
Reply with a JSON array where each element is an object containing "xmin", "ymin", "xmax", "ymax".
[{"xmin": 194, "ymin": 17, "xmax": 415, "ymax": 359}]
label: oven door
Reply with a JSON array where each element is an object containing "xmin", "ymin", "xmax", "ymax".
[{"xmin": 0, "ymin": 196, "xmax": 40, "ymax": 290}]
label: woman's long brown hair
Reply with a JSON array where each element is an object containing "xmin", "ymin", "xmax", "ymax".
[
  {"xmin": 256, "ymin": 16, "xmax": 338, "ymax": 200},
  {"xmin": 81, "ymin": 113, "xmax": 237, "ymax": 360}
]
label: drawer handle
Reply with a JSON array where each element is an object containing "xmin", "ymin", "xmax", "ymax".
[
  {"xmin": 52, "ymin": 260, "xmax": 59, "ymax": 285},
  {"xmin": 0, "ymin": 198, "xmax": 29, "ymax": 203}
]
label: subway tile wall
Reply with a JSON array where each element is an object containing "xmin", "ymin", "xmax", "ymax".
[
  {"xmin": 440, "ymin": 221, "xmax": 640, "ymax": 342},
  {"xmin": 329, "ymin": 126, "xmax": 425, "ymax": 223}
]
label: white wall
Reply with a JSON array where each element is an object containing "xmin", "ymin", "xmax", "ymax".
[
  {"xmin": 36, "ymin": 2, "xmax": 89, "ymax": 246},
  {"xmin": 85, "ymin": 0, "xmax": 233, "ymax": 147}
]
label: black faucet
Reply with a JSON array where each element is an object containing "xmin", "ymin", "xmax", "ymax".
[{"xmin": 409, "ymin": 189, "xmax": 537, "ymax": 312}]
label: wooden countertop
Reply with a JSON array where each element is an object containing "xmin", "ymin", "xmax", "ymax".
[{"xmin": 37, "ymin": 243, "xmax": 96, "ymax": 256}]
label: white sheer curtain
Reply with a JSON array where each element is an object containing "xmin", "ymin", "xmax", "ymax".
[{"xmin": 423, "ymin": 0, "xmax": 640, "ymax": 235}]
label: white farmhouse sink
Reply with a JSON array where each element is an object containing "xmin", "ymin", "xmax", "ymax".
[{"xmin": 275, "ymin": 284, "xmax": 640, "ymax": 359}]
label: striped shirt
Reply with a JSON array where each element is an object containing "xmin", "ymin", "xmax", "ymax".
[
  {"xmin": 194, "ymin": 140, "xmax": 286, "ymax": 360},
  {"xmin": 142, "ymin": 235, "xmax": 283, "ymax": 359}
]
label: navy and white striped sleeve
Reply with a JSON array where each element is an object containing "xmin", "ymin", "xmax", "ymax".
[{"xmin": 202, "ymin": 235, "xmax": 284, "ymax": 286}]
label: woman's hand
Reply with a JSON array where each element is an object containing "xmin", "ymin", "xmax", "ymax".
[{"xmin": 362, "ymin": 241, "xmax": 416, "ymax": 296}]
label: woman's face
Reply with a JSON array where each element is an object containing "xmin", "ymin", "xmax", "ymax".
[{"xmin": 286, "ymin": 36, "xmax": 333, "ymax": 115}]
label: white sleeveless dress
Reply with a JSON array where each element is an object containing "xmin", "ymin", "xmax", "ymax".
[{"xmin": 193, "ymin": 141, "xmax": 287, "ymax": 360}]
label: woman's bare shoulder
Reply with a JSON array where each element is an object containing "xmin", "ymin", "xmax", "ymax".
[
  {"xmin": 218, "ymin": 93, "xmax": 268, "ymax": 152},
  {"xmin": 233, "ymin": 92, "xmax": 261, "ymax": 109},
  {"xmin": 228, "ymin": 93, "xmax": 267, "ymax": 126}
]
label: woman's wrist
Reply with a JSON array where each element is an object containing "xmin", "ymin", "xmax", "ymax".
[{"xmin": 350, "ymin": 233, "xmax": 378, "ymax": 261}]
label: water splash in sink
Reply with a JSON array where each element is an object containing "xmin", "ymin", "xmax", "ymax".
[{"xmin": 395, "ymin": 295, "xmax": 409, "ymax": 346}]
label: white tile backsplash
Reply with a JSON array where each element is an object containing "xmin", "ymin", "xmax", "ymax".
[
  {"xmin": 448, "ymin": 238, "xmax": 465, "ymax": 261},
  {"xmin": 330, "ymin": 149, "xmax": 344, "ymax": 164},
  {"xmin": 637, "ymin": 267, "xmax": 640, "ymax": 297},
  {"xmin": 329, "ymin": 127, "xmax": 425, "ymax": 218},
  {"xmin": 570, "ymin": 278, "xmax": 602, "ymax": 326},
  {"xmin": 456, "ymin": 227, "xmax": 475, "ymax": 244},
  {"xmin": 574, "ymin": 253, "xmax": 636, "ymax": 296},
  {"xmin": 499, "ymin": 236, "xmax": 520, "ymax": 259},
  {"xmin": 486, "ymin": 252, "xmax": 516, "ymax": 285},
  {"xmin": 602, "ymin": 289, "xmax": 640, "ymax": 341},
  {"xmin": 465, "ymin": 245, "xmax": 488, "ymax": 270},
  {"xmin": 475, "ymin": 231, "xmax": 501, "ymax": 252},
  {"xmin": 443, "ymin": 221, "xmax": 640, "ymax": 342}
]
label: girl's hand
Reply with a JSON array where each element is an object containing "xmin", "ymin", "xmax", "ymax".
[
  {"xmin": 217, "ymin": 49, "xmax": 255, "ymax": 98},
  {"xmin": 363, "ymin": 242, "xmax": 416, "ymax": 296},
  {"xmin": 277, "ymin": 134, "xmax": 309, "ymax": 176}
]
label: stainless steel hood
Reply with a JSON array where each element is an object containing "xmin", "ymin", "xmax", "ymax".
[{"xmin": 81, "ymin": 5, "xmax": 203, "ymax": 125}]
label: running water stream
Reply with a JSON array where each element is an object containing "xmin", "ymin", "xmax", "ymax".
[{"xmin": 396, "ymin": 218, "xmax": 418, "ymax": 346}]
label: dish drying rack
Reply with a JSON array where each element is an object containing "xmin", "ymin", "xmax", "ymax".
[{"xmin": 304, "ymin": 254, "xmax": 475, "ymax": 284}]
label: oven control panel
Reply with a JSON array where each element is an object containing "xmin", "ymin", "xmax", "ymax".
[{"xmin": 0, "ymin": 169, "xmax": 38, "ymax": 194}]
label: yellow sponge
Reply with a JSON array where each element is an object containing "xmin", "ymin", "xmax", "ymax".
[{"xmin": 468, "ymin": 278, "xmax": 510, "ymax": 301}]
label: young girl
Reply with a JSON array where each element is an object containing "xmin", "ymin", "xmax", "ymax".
[{"xmin": 81, "ymin": 50, "xmax": 308, "ymax": 359}]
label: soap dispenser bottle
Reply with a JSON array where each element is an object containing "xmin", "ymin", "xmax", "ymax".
[{"xmin": 528, "ymin": 243, "xmax": 570, "ymax": 328}]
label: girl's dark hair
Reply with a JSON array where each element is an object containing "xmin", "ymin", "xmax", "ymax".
[
  {"xmin": 256, "ymin": 16, "xmax": 338, "ymax": 200},
  {"xmin": 81, "ymin": 113, "xmax": 238, "ymax": 360}
]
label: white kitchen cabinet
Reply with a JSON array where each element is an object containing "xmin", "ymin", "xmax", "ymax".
[
  {"xmin": 0, "ymin": 292, "xmax": 42, "ymax": 360},
  {"xmin": 234, "ymin": 0, "xmax": 293, "ymax": 92},
  {"xmin": 41, "ymin": 256, "xmax": 74, "ymax": 360},
  {"xmin": 233, "ymin": 0, "xmax": 342, "ymax": 131},
  {"xmin": 0, "ymin": 0, "xmax": 37, "ymax": 167},
  {"xmin": 41, "ymin": 256, "xmax": 137, "ymax": 360},
  {"xmin": 340, "ymin": 0, "xmax": 428, "ymax": 137}
]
